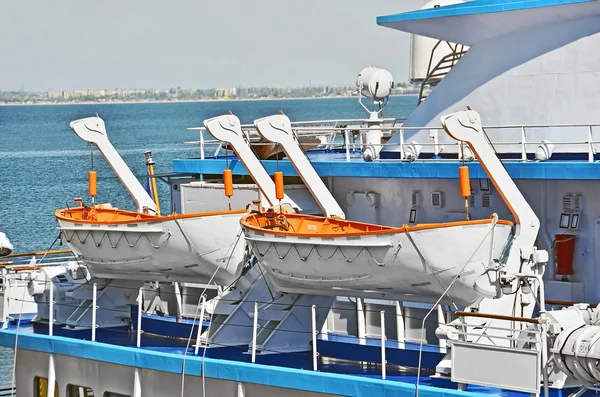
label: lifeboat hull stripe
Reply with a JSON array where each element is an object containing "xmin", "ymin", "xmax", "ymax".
[{"xmin": 248, "ymin": 240, "xmax": 402, "ymax": 266}]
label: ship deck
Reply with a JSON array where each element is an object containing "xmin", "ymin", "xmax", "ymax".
[{"xmin": 0, "ymin": 318, "xmax": 586, "ymax": 397}]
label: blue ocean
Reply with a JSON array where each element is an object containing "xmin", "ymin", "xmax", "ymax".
[
  {"xmin": 0, "ymin": 97, "xmax": 416, "ymax": 253},
  {"xmin": 0, "ymin": 97, "xmax": 419, "ymax": 389}
]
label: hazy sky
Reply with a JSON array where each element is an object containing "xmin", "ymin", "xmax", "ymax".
[{"xmin": 0, "ymin": 0, "xmax": 425, "ymax": 91}]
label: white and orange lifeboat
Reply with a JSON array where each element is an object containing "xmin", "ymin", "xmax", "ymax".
[
  {"xmin": 55, "ymin": 116, "xmax": 249, "ymax": 285},
  {"xmin": 56, "ymin": 205, "xmax": 247, "ymax": 284},
  {"xmin": 240, "ymin": 211, "xmax": 513, "ymax": 306}
]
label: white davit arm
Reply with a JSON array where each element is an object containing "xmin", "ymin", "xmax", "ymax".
[
  {"xmin": 203, "ymin": 115, "xmax": 298, "ymax": 209},
  {"xmin": 440, "ymin": 109, "xmax": 540, "ymax": 262},
  {"xmin": 254, "ymin": 114, "xmax": 345, "ymax": 219},
  {"xmin": 69, "ymin": 117, "xmax": 157, "ymax": 214}
]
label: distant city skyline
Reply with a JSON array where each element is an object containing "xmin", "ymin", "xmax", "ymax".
[
  {"xmin": 0, "ymin": 83, "xmax": 419, "ymax": 105},
  {"xmin": 0, "ymin": 0, "xmax": 425, "ymax": 91}
]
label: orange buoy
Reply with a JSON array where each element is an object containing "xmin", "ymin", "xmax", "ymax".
[
  {"xmin": 223, "ymin": 169, "xmax": 233, "ymax": 197},
  {"xmin": 459, "ymin": 166, "xmax": 471, "ymax": 198},
  {"xmin": 88, "ymin": 170, "xmax": 97, "ymax": 197},
  {"xmin": 274, "ymin": 171, "xmax": 284, "ymax": 200}
]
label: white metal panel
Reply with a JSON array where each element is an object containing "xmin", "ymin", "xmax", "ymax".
[
  {"xmin": 451, "ymin": 342, "xmax": 540, "ymax": 393},
  {"xmin": 345, "ymin": 192, "xmax": 380, "ymax": 224},
  {"xmin": 180, "ymin": 182, "xmax": 260, "ymax": 213}
]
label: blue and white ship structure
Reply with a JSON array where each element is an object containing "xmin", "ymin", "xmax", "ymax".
[{"xmin": 4, "ymin": 0, "xmax": 600, "ymax": 396}]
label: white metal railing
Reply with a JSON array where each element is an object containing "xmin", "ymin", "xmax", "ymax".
[{"xmin": 186, "ymin": 120, "xmax": 600, "ymax": 163}]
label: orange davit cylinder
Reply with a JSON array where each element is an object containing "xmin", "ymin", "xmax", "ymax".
[
  {"xmin": 555, "ymin": 234, "xmax": 576, "ymax": 278},
  {"xmin": 459, "ymin": 166, "xmax": 471, "ymax": 198},
  {"xmin": 223, "ymin": 169, "xmax": 233, "ymax": 197},
  {"xmin": 274, "ymin": 171, "xmax": 284, "ymax": 200},
  {"xmin": 88, "ymin": 170, "xmax": 97, "ymax": 197}
]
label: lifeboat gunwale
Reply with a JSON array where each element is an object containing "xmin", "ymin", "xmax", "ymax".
[
  {"xmin": 55, "ymin": 206, "xmax": 247, "ymax": 225},
  {"xmin": 240, "ymin": 212, "xmax": 514, "ymax": 238}
]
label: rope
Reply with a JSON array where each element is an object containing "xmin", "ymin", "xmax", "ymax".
[
  {"xmin": 179, "ymin": 225, "xmax": 245, "ymax": 397},
  {"xmin": 179, "ymin": 268, "xmax": 219, "ymax": 397},
  {"xmin": 201, "ymin": 296, "xmax": 217, "ymax": 397},
  {"xmin": 414, "ymin": 217, "xmax": 499, "ymax": 397}
]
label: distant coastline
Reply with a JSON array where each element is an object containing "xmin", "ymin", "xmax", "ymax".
[{"xmin": 0, "ymin": 93, "xmax": 418, "ymax": 107}]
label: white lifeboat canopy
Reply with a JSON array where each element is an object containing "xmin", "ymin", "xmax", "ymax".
[
  {"xmin": 0, "ymin": 232, "xmax": 13, "ymax": 257},
  {"xmin": 356, "ymin": 66, "xmax": 394, "ymax": 104}
]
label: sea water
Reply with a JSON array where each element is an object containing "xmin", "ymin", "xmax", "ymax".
[
  {"xmin": 0, "ymin": 97, "xmax": 416, "ymax": 389},
  {"xmin": 0, "ymin": 97, "xmax": 416, "ymax": 252}
]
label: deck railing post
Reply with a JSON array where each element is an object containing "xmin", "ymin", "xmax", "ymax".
[
  {"xmin": 399, "ymin": 130, "xmax": 405, "ymax": 160},
  {"xmin": 194, "ymin": 295, "xmax": 206, "ymax": 355},
  {"xmin": 200, "ymin": 130, "xmax": 205, "ymax": 160},
  {"xmin": 136, "ymin": 287, "xmax": 142, "ymax": 348},
  {"xmin": 344, "ymin": 130, "xmax": 351, "ymax": 162},
  {"xmin": 47, "ymin": 276, "xmax": 56, "ymax": 397},
  {"xmin": 521, "ymin": 126, "xmax": 527, "ymax": 161},
  {"xmin": 588, "ymin": 125, "xmax": 594, "ymax": 162},
  {"xmin": 311, "ymin": 304, "xmax": 318, "ymax": 371},
  {"xmin": 133, "ymin": 367, "xmax": 142, "ymax": 397},
  {"xmin": 396, "ymin": 301, "xmax": 405, "ymax": 348},
  {"xmin": 431, "ymin": 129, "xmax": 440, "ymax": 159},
  {"xmin": 47, "ymin": 354, "xmax": 56, "ymax": 397},
  {"xmin": 437, "ymin": 305, "xmax": 446, "ymax": 352},
  {"xmin": 48, "ymin": 278, "xmax": 54, "ymax": 337},
  {"xmin": 91, "ymin": 282, "xmax": 97, "ymax": 342},
  {"xmin": 357, "ymin": 298, "xmax": 366, "ymax": 344},
  {"xmin": 381, "ymin": 310, "xmax": 386, "ymax": 380},
  {"xmin": 1, "ymin": 268, "xmax": 8, "ymax": 329},
  {"xmin": 251, "ymin": 301, "xmax": 258, "ymax": 363}
]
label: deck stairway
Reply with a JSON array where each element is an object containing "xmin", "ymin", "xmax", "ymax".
[{"xmin": 418, "ymin": 41, "xmax": 467, "ymax": 105}]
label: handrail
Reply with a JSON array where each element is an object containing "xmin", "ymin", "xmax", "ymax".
[
  {"xmin": 187, "ymin": 117, "xmax": 401, "ymax": 131},
  {"xmin": 545, "ymin": 299, "xmax": 598, "ymax": 308},
  {"xmin": 455, "ymin": 310, "xmax": 539, "ymax": 324},
  {"xmin": 185, "ymin": 119, "xmax": 600, "ymax": 162},
  {"xmin": 2, "ymin": 249, "xmax": 72, "ymax": 259}
]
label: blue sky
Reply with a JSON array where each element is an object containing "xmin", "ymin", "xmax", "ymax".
[{"xmin": 0, "ymin": 0, "xmax": 423, "ymax": 90}]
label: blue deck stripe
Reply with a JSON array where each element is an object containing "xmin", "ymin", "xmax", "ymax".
[
  {"xmin": 173, "ymin": 159, "xmax": 600, "ymax": 180},
  {"xmin": 376, "ymin": 0, "xmax": 594, "ymax": 24},
  {"xmin": 0, "ymin": 329, "xmax": 489, "ymax": 397}
]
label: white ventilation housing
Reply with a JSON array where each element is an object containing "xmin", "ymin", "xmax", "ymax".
[
  {"xmin": 535, "ymin": 140, "xmax": 555, "ymax": 161},
  {"xmin": 0, "ymin": 232, "xmax": 13, "ymax": 257},
  {"xmin": 404, "ymin": 141, "xmax": 423, "ymax": 161}
]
